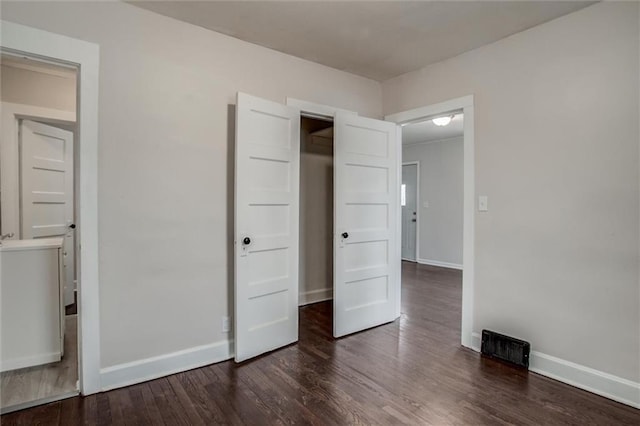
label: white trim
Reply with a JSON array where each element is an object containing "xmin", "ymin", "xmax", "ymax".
[
  {"xmin": 386, "ymin": 95, "xmax": 473, "ymax": 124},
  {"xmin": 1, "ymin": 391, "xmax": 79, "ymax": 415},
  {"xmin": 100, "ymin": 340, "xmax": 233, "ymax": 392},
  {"xmin": 417, "ymin": 258, "xmax": 463, "ymax": 270},
  {"xmin": 403, "ymin": 135, "xmax": 464, "ymax": 148},
  {"xmin": 0, "ymin": 352, "xmax": 61, "ymax": 372},
  {"xmin": 386, "ymin": 95, "xmax": 475, "ymax": 350},
  {"xmin": 1, "ymin": 57, "xmax": 76, "ymax": 79},
  {"xmin": 471, "ymin": 332, "xmax": 482, "ymax": 352},
  {"xmin": 299, "ymin": 288, "xmax": 333, "ymax": 306},
  {"xmin": 0, "ymin": 102, "xmax": 76, "ymax": 239},
  {"xmin": 470, "ymin": 332, "xmax": 640, "ymax": 408},
  {"xmin": 2, "ymin": 20, "xmax": 101, "ymax": 395},
  {"xmin": 530, "ymin": 352, "xmax": 640, "ymax": 409},
  {"xmin": 401, "ymin": 161, "xmax": 419, "ymax": 263},
  {"xmin": 286, "ymin": 97, "xmax": 357, "ymax": 120}
]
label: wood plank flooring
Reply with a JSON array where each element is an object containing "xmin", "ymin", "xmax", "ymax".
[
  {"xmin": 1, "ymin": 315, "xmax": 78, "ymax": 411},
  {"xmin": 2, "ymin": 263, "xmax": 639, "ymax": 425}
]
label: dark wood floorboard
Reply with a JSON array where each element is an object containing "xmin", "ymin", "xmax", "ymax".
[{"xmin": 2, "ymin": 262, "xmax": 639, "ymax": 425}]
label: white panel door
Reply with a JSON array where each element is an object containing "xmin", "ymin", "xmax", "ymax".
[
  {"xmin": 401, "ymin": 163, "xmax": 417, "ymax": 261},
  {"xmin": 334, "ymin": 112, "xmax": 400, "ymax": 338},
  {"xmin": 235, "ymin": 92, "xmax": 300, "ymax": 362},
  {"xmin": 20, "ymin": 120, "xmax": 75, "ymax": 306}
]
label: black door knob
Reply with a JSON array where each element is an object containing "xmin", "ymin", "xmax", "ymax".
[
  {"xmin": 69, "ymin": 224, "xmax": 76, "ymax": 229},
  {"xmin": 342, "ymin": 232, "xmax": 349, "ymax": 239},
  {"xmin": 243, "ymin": 237, "xmax": 251, "ymax": 245}
]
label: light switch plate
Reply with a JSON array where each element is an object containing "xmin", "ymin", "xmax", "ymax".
[
  {"xmin": 478, "ymin": 196, "xmax": 488, "ymax": 212},
  {"xmin": 423, "ymin": 201, "xmax": 429, "ymax": 208}
]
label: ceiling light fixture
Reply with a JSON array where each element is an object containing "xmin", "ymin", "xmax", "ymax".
[{"xmin": 432, "ymin": 115, "xmax": 454, "ymax": 126}]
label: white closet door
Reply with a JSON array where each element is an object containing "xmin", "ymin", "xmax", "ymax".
[
  {"xmin": 20, "ymin": 120, "xmax": 75, "ymax": 306},
  {"xmin": 234, "ymin": 92, "xmax": 300, "ymax": 362},
  {"xmin": 334, "ymin": 112, "xmax": 400, "ymax": 337}
]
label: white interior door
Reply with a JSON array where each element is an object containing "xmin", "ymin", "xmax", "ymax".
[
  {"xmin": 20, "ymin": 120, "xmax": 75, "ymax": 306},
  {"xmin": 401, "ymin": 163, "xmax": 417, "ymax": 261},
  {"xmin": 234, "ymin": 92, "xmax": 300, "ymax": 362},
  {"xmin": 334, "ymin": 112, "xmax": 400, "ymax": 337}
]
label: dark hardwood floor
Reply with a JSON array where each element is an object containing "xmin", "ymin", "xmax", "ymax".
[{"xmin": 3, "ymin": 262, "xmax": 639, "ymax": 425}]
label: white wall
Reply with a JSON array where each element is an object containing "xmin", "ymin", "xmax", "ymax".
[
  {"xmin": 0, "ymin": 64, "xmax": 76, "ymax": 112},
  {"xmin": 299, "ymin": 118, "xmax": 333, "ymax": 305},
  {"xmin": 384, "ymin": 1, "xmax": 640, "ymax": 385},
  {"xmin": 1, "ymin": 1, "xmax": 381, "ymax": 372},
  {"xmin": 403, "ymin": 137, "xmax": 463, "ymax": 267}
]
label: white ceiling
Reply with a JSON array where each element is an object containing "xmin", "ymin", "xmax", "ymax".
[
  {"xmin": 402, "ymin": 113, "xmax": 463, "ymax": 145},
  {"xmin": 129, "ymin": 1, "xmax": 594, "ymax": 81}
]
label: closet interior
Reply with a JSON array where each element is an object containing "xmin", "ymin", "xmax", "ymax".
[{"xmin": 299, "ymin": 117, "xmax": 334, "ymax": 306}]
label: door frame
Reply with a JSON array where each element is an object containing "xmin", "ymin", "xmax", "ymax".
[
  {"xmin": 285, "ymin": 98, "xmax": 339, "ymax": 307},
  {"xmin": 401, "ymin": 161, "xmax": 420, "ymax": 262},
  {"xmin": 1, "ymin": 20, "xmax": 101, "ymax": 394},
  {"xmin": 386, "ymin": 95, "xmax": 475, "ymax": 350},
  {"xmin": 286, "ymin": 97, "xmax": 357, "ymax": 120},
  {"xmin": 284, "ymin": 97, "xmax": 352, "ymax": 306}
]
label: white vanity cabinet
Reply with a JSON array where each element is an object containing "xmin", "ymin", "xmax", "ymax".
[{"xmin": 0, "ymin": 238, "xmax": 65, "ymax": 372}]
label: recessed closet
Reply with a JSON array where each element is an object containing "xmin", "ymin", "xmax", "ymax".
[
  {"xmin": 234, "ymin": 93, "xmax": 399, "ymax": 362},
  {"xmin": 299, "ymin": 117, "xmax": 334, "ymax": 306}
]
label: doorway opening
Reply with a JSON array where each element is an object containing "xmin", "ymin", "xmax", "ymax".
[
  {"xmin": 0, "ymin": 52, "xmax": 79, "ymax": 413},
  {"xmin": 400, "ymin": 111, "xmax": 465, "ymax": 342},
  {"xmin": 386, "ymin": 96, "xmax": 475, "ymax": 350},
  {"xmin": 401, "ymin": 112, "xmax": 464, "ymax": 269},
  {"xmin": 299, "ymin": 116, "xmax": 334, "ymax": 335}
]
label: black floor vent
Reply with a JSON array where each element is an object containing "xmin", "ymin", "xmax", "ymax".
[{"xmin": 481, "ymin": 330, "xmax": 530, "ymax": 368}]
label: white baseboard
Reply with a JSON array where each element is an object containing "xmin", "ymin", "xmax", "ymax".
[
  {"xmin": 530, "ymin": 352, "xmax": 640, "ymax": 409},
  {"xmin": 470, "ymin": 331, "xmax": 482, "ymax": 352},
  {"xmin": 100, "ymin": 339, "xmax": 233, "ymax": 391},
  {"xmin": 417, "ymin": 258, "xmax": 463, "ymax": 270},
  {"xmin": 1, "ymin": 390, "xmax": 79, "ymax": 415},
  {"xmin": 1, "ymin": 351, "xmax": 61, "ymax": 372},
  {"xmin": 469, "ymin": 332, "xmax": 639, "ymax": 408},
  {"xmin": 299, "ymin": 287, "xmax": 333, "ymax": 306}
]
